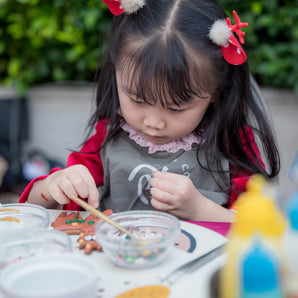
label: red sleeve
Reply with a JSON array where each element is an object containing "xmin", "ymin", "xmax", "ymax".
[
  {"xmin": 229, "ymin": 126, "xmax": 265, "ymax": 207},
  {"xmin": 18, "ymin": 167, "xmax": 62, "ymax": 203},
  {"xmin": 18, "ymin": 120, "xmax": 108, "ymax": 211},
  {"xmin": 67, "ymin": 120, "xmax": 107, "ymax": 187}
]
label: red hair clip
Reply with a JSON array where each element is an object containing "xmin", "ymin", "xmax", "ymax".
[
  {"xmin": 102, "ymin": 0, "xmax": 145, "ymax": 16},
  {"xmin": 209, "ymin": 11, "xmax": 248, "ymax": 65}
]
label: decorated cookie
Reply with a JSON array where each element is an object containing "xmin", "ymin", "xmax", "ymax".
[
  {"xmin": 51, "ymin": 209, "xmax": 113, "ymax": 254},
  {"xmin": 77, "ymin": 233, "xmax": 103, "ymax": 254},
  {"xmin": 115, "ymin": 285, "xmax": 170, "ymax": 298},
  {"xmin": 77, "ymin": 213, "xmax": 102, "ymax": 235},
  {"xmin": 51, "ymin": 211, "xmax": 83, "ymax": 235},
  {"xmin": 51, "ymin": 210, "xmax": 112, "ymax": 235}
]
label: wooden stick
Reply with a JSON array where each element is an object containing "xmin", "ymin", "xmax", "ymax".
[{"xmin": 66, "ymin": 193, "xmax": 134, "ymax": 239}]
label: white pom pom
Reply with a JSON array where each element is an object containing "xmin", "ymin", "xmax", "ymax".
[
  {"xmin": 209, "ymin": 19, "xmax": 232, "ymax": 46},
  {"xmin": 121, "ymin": 0, "xmax": 145, "ymax": 14}
]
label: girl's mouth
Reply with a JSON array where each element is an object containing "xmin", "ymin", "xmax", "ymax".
[{"xmin": 143, "ymin": 133, "xmax": 170, "ymax": 144}]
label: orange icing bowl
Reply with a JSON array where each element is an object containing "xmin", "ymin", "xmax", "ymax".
[{"xmin": 0, "ymin": 203, "xmax": 50, "ymax": 230}]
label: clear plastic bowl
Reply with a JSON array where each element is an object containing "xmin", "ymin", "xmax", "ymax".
[
  {"xmin": 95, "ymin": 210, "xmax": 180, "ymax": 269},
  {"xmin": 0, "ymin": 203, "xmax": 50, "ymax": 230},
  {"xmin": 0, "ymin": 228, "xmax": 73, "ymax": 269},
  {"xmin": 0, "ymin": 253, "xmax": 99, "ymax": 298}
]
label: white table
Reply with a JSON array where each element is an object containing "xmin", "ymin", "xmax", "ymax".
[{"xmin": 49, "ymin": 210, "xmax": 227, "ymax": 298}]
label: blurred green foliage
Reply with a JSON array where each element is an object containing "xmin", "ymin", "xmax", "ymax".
[
  {"xmin": 0, "ymin": 0, "xmax": 111, "ymax": 94},
  {"xmin": 220, "ymin": 0, "xmax": 298, "ymax": 93},
  {"xmin": 1, "ymin": 0, "xmax": 297, "ymax": 94}
]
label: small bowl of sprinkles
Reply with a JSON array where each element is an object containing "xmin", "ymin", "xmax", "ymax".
[
  {"xmin": 0, "ymin": 203, "xmax": 50, "ymax": 230},
  {"xmin": 0, "ymin": 228, "xmax": 72, "ymax": 269},
  {"xmin": 95, "ymin": 210, "xmax": 180, "ymax": 269}
]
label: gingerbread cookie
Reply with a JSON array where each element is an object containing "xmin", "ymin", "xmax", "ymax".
[
  {"xmin": 51, "ymin": 211, "xmax": 83, "ymax": 235},
  {"xmin": 51, "ymin": 210, "xmax": 112, "ymax": 235},
  {"xmin": 77, "ymin": 233, "xmax": 103, "ymax": 254},
  {"xmin": 51, "ymin": 209, "xmax": 113, "ymax": 254}
]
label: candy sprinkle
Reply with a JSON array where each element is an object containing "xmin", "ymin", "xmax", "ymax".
[{"xmin": 115, "ymin": 285, "xmax": 170, "ymax": 298}]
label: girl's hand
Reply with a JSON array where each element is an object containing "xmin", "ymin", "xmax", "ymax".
[
  {"xmin": 149, "ymin": 171, "xmax": 201, "ymax": 220},
  {"xmin": 149, "ymin": 171, "xmax": 236, "ymax": 222},
  {"xmin": 44, "ymin": 165, "xmax": 99, "ymax": 208}
]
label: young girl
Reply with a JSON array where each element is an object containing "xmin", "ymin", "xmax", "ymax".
[{"xmin": 19, "ymin": 0, "xmax": 280, "ymax": 222}]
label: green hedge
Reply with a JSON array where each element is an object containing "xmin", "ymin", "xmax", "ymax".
[
  {"xmin": 1, "ymin": 0, "xmax": 297, "ymax": 94},
  {"xmin": 0, "ymin": 0, "xmax": 111, "ymax": 94}
]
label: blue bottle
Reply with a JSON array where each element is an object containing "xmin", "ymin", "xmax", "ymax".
[{"xmin": 239, "ymin": 238, "xmax": 283, "ymax": 298}]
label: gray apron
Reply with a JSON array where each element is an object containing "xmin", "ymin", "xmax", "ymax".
[{"xmin": 99, "ymin": 130, "xmax": 229, "ymax": 213}]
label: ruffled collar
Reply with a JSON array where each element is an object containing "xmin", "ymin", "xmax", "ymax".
[{"xmin": 120, "ymin": 122, "xmax": 201, "ymax": 154}]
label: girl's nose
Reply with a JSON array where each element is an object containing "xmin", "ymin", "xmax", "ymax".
[{"xmin": 144, "ymin": 110, "xmax": 166, "ymax": 130}]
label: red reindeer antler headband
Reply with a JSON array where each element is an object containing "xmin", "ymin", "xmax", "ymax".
[{"xmin": 209, "ymin": 11, "xmax": 248, "ymax": 65}]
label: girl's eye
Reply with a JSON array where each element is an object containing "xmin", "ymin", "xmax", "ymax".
[
  {"xmin": 131, "ymin": 98, "xmax": 145, "ymax": 105},
  {"xmin": 168, "ymin": 107, "xmax": 184, "ymax": 113}
]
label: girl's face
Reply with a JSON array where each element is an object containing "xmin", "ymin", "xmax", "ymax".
[{"xmin": 116, "ymin": 70, "xmax": 211, "ymax": 145}]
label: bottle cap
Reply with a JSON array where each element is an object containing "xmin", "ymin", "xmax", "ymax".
[{"xmin": 231, "ymin": 175, "xmax": 286, "ymax": 237}]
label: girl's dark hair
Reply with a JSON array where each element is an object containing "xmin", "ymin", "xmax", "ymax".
[{"xmin": 89, "ymin": 0, "xmax": 280, "ymax": 195}]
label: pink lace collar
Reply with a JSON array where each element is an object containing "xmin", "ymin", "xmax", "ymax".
[{"xmin": 120, "ymin": 122, "xmax": 201, "ymax": 154}]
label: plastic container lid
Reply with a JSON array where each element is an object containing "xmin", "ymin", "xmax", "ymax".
[{"xmin": 0, "ymin": 253, "xmax": 99, "ymax": 298}]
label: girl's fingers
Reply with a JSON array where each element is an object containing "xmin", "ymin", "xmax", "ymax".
[
  {"xmin": 150, "ymin": 177, "xmax": 176, "ymax": 194},
  {"xmin": 48, "ymin": 165, "xmax": 99, "ymax": 208},
  {"xmin": 151, "ymin": 197, "xmax": 171, "ymax": 211},
  {"xmin": 152, "ymin": 171, "xmax": 180, "ymax": 182},
  {"xmin": 76, "ymin": 167, "xmax": 99, "ymax": 208},
  {"xmin": 66, "ymin": 175, "xmax": 89, "ymax": 199},
  {"xmin": 150, "ymin": 187, "xmax": 173, "ymax": 205},
  {"xmin": 48, "ymin": 183, "xmax": 70, "ymax": 205},
  {"xmin": 85, "ymin": 185, "xmax": 99, "ymax": 208},
  {"xmin": 57, "ymin": 176, "xmax": 79, "ymax": 197}
]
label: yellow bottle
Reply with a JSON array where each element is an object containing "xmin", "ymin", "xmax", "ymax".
[{"xmin": 219, "ymin": 175, "xmax": 286, "ymax": 298}]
